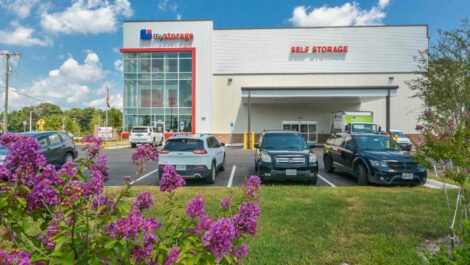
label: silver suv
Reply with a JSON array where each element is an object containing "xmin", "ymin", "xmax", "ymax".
[{"xmin": 129, "ymin": 126, "xmax": 163, "ymax": 148}]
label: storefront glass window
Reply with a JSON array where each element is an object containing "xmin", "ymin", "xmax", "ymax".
[{"xmin": 123, "ymin": 51, "xmax": 193, "ymax": 132}]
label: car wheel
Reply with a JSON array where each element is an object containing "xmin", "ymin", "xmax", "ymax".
[
  {"xmin": 324, "ymin": 155, "xmax": 335, "ymax": 173},
  {"xmin": 356, "ymin": 164, "xmax": 368, "ymax": 186},
  {"xmin": 131, "ymin": 143, "xmax": 136, "ymax": 148},
  {"xmin": 219, "ymin": 154, "xmax": 226, "ymax": 172},
  {"xmin": 62, "ymin": 152, "xmax": 74, "ymax": 164},
  {"xmin": 206, "ymin": 162, "xmax": 216, "ymax": 184}
]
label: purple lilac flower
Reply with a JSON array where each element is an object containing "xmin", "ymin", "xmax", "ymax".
[
  {"xmin": 108, "ymin": 209, "xmax": 161, "ymax": 239},
  {"xmin": 232, "ymin": 202, "xmax": 261, "ymax": 237},
  {"xmin": 159, "ymin": 165, "xmax": 186, "ymax": 193},
  {"xmin": 81, "ymin": 135, "xmax": 103, "ymax": 158},
  {"xmin": 415, "ymin": 124, "xmax": 424, "ymax": 131},
  {"xmin": 232, "ymin": 244, "xmax": 249, "ymax": 260},
  {"xmin": 220, "ymin": 198, "xmax": 231, "ymax": 210},
  {"xmin": 202, "ymin": 218, "xmax": 237, "ymax": 261},
  {"xmin": 40, "ymin": 222, "xmax": 59, "ymax": 250},
  {"xmin": 195, "ymin": 215, "xmax": 213, "ymax": 235},
  {"xmin": 92, "ymin": 195, "xmax": 115, "ymax": 214},
  {"xmin": 132, "ymin": 144, "xmax": 159, "ymax": 165},
  {"xmin": 0, "ymin": 134, "xmax": 46, "ymax": 186},
  {"xmin": 0, "ymin": 249, "xmax": 35, "ymax": 265},
  {"xmin": 164, "ymin": 247, "xmax": 180, "ymax": 265},
  {"xmin": 58, "ymin": 161, "xmax": 77, "ymax": 179},
  {"xmin": 245, "ymin": 176, "xmax": 261, "ymax": 199},
  {"xmin": 133, "ymin": 191, "xmax": 154, "ymax": 210},
  {"xmin": 131, "ymin": 233, "xmax": 159, "ymax": 263},
  {"xmin": 27, "ymin": 179, "xmax": 59, "ymax": 211},
  {"xmin": 186, "ymin": 194, "xmax": 205, "ymax": 218}
]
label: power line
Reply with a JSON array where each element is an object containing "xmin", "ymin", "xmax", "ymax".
[{"xmin": 9, "ymin": 89, "xmax": 49, "ymax": 104}]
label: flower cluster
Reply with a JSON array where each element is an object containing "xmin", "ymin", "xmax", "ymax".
[
  {"xmin": 133, "ymin": 191, "xmax": 154, "ymax": 210},
  {"xmin": 220, "ymin": 198, "xmax": 231, "ymax": 210},
  {"xmin": 132, "ymin": 144, "xmax": 159, "ymax": 165},
  {"xmin": 81, "ymin": 134, "xmax": 103, "ymax": 158},
  {"xmin": 195, "ymin": 215, "xmax": 213, "ymax": 235},
  {"xmin": 108, "ymin": 209, "xmax": 161, "ymax": 239},
  {"xmin": 0, "ymin": 249, "xmax": 39, "ymax": 265},
  {"xmin": 202, "ymin": 218, "xmax": 237, "ymax": 261},
  {"xmin": 92, "ymin": 194, "xmax": 115, "ymax": 215},
  {"xmin": 159, "ymin": 165, "xmax": 186, "ymax": 193},
  {"xmin": 187, "ymin": 194, "xmax": 205, "ymax": 218},
  {"xmin": 232, "ymin": 202, "xmax": 261, "ymax": 236},
  {"xmin": 164, "ymin": 247, "xmax": 180, "ymax": 265},
  {"xmin": 245, "ymin": 176, "xmax": 262, "ymax": 199}
]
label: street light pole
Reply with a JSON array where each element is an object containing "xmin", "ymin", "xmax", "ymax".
[{"xmin": 0, "ymin": 51, "xmax": 20, "ymax": 133}]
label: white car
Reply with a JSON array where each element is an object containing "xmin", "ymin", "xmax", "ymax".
[
  {"xmin": 390, "ymin": 129, "xmax": 412, "ymax": 150},
  {"xmin": 158, "ymin": 135, "xmax": 226, "ymax": 184},
  {"xmin": 129, "ymin": 126, "xmax": 163, "ymax": 148}
]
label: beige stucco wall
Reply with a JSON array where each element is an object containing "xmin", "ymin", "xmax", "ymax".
[{"xmin": 210, "ymin": 73, "xmax": 423, "ymax": 135}]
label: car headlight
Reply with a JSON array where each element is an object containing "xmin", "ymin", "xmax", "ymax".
[
  {"xmin": 261, "ymin": 152, "xmax": 272, "ymax": 163},
  {"xmin": 309, "ymin": 153, "xmax": 317, "ymax": 163},
  {"xmin": 369, "ymin": 160, "xmax": 388, "ymax": 168}
]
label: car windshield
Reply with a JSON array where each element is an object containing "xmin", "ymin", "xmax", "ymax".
[
  {"xmin": 164, "ymin": 139, "xmax": 204, "ymax": 151},
  {"xmin": 354, "ymin": 135, "xmax": 402, "ymax": 151},
  {"xmin": 351, "ymin": 124, "xmax": 377, "ymax": 133},
  {"xmin": 261, "ymin": 133, "xmax": 308, "ymax": 150},
  {"xmin": 132, "ymin": 127, "xmax": 148, "ymax": 133},
  {"xmin": 392, "ymin": 131, "xmax": 406, "ymax": 138}
]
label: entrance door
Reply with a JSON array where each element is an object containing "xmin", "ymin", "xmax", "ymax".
[{"xmin": 282, "ymin": 121, "xmax": 318, "ymax": 143}]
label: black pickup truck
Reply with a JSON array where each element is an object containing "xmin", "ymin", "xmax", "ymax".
[
  {"xmin": 254, "ymin": 131, "xmax": 318, "ymax": 185},
  {"xmin": 323, "ymin": 133, "xmax": 427, "ymax": 185}
]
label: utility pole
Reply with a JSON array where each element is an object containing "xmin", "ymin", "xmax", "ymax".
[
  {"xmin": 0, "ymin": 51, "xmax": 20, "ymax": 133},
  {"xmin": 29, "ymin": 111, "xmax": 32, "ymax": 132}
]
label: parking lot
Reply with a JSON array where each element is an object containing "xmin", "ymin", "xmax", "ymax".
[{"xmin": 79, "ymin": 146, "xmax": 358, "ymax": 187}]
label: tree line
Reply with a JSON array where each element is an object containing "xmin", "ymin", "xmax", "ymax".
[{"xmin": 1, "ymin": 103, "xmax": 122, "ymax": 136}]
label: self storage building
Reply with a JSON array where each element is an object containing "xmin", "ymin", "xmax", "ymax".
[{"xmin": 120, "ymin": 20, "xmax": 428, "ymax": 143}]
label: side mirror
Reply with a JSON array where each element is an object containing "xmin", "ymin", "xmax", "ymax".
[
  {"xmin": 220, "ymin": 143, "xmax": 225, "ymax": 146},
  {"xmin": 254, "ymin": 143, "xmax": 260, "ymax": 149}
]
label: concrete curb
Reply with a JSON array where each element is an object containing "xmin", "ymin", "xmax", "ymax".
[{"xmin": 425, "ymin": 178, "xmax": 459, "ymax": 189}]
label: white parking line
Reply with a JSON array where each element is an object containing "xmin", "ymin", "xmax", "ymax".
[
  {"xmin": 227, "ymin": 165, "xmax": 237, "ymax": 187},
  {"xmin": 317, "ymin": 174, "xmax": 336, "ymax": 187},
  {"xmin": 130, "ymin": 168, "xmax": 159, "ymax": 185}
]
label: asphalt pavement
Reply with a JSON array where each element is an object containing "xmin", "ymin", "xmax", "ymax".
[{"xmin": 78, "ymin": 146, "xmax": 358, "ymax": 187}]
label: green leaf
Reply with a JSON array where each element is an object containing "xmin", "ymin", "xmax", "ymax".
[{"xmin": 63, "ymin": 251, "xmax": 75, "ymax": 265}]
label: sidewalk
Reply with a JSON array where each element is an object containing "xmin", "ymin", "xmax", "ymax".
[{"xmin": 424, "ymin": 178, "xmax": 459, "ymax": 189}]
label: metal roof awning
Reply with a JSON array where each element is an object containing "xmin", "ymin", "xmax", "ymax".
[{"xmin": 241, "ymin": 86, "xmax": 398, "ymax": 104}]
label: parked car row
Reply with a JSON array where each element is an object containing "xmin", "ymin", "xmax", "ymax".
[{"xmin": 156, "ymin": 129, "xmax": 426, "ymax": 186}]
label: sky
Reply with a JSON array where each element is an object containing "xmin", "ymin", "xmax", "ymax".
[{"xmin": 0, "ymin": 0, "xmax": 469, "ymax": 111}]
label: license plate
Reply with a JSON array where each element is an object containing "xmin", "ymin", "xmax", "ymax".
[
  {"xmin": 286, "ymin": 169, "xmax": 297, "ymax": 176},
  {"xmin": 402, "ymin": 173, "xmax": 414, "ymax": 180},
  {"xmin": 176, "ymin": 165, "xmax": 186, "ymax": 171}
]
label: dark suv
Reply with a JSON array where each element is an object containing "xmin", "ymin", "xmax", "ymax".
[
  {"xmin": 254, "ymin": 131, "xmax": 318, "ymax": 184},
  {"xmin": 323, "ymin": 133, "xmax": 427, "ymax": 185}
]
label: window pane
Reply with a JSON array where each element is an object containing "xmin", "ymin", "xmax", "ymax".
[
  {"xmin": 139, "ymin": 59, "xmax": 151, "ymax": 72},
  {"xmin": 165, "ymin": 59, "xmax": 177, "ymax": 72},
  {"xmin": 165, "ymin": 73, "xmax": 178, "ymax": 79},
  {"xmin": 125, "ymin": 80, "xmax": 137, "ymax": 108},
  {"xmin": 138, "ymin": 53, "xmax": 151, "ymax": 58},
  {"xmin": 139, "ymin": 81, "xmax": 151, "ymax": 107},
  {"xmin": 152, "ymin": 59, "xmax": 163, "ymax": 72},
  {"xmin": 179, "ymin": 73, "xmax": 191, "ymax": 79},
  {"xmin": 165, "ymin": 80, "xmax": 178, "ymax": 107},
  {"xmin": 152, "ymin": 73, "xmax": 164, "ymax": 80},
  {"xmin": 152, "ymin": 80, "xmax": 164, "ymax": 107},
  {"xmin": 138, "ymin": 73, "xmax": 151, "ymax": 79},
  {"xmin": 179, "ymin": 80, "xmax": 192, "ymax": 107},
  {"xmin": 179, "ymin": 52, "xmax": 192, "ymax": 58},
  {"xmin": 165, "ymin": 52, "xmax": 178, "ymax": 58},
  {"xmin": 124, "ymin": 59, "xmax": 137, "ymax": 72},
  {"xmin": 179, "ymin": 115, "xmax": 192, "ymax": 132},
  {"xmin": 124, "ymin": 73, "xmax": 137, "ymax": 79},
  {"xmin": 179, "ymin": 59, "xmax": 192, "ymax": 72},
  {"xmin": 124, "ymin": 53, "xmax": 137, "ymax": 59}
]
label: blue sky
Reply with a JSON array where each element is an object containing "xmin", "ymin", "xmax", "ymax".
[{"xmin": 0, "ymin": 0, "xmax": 468, "ymax": 110}]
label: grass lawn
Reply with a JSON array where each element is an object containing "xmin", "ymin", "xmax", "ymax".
[{"xmin": 117, "ymin": 186, "xmax": 454, "ymax": 265}]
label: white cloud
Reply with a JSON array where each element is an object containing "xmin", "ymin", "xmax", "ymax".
[
  {"xmin": 288, "ymin": 0, "xmax": 390, "ymax": 27},
  {"xmin": 40, "ymin": 0, "xmax": 133, "ymax": 34},
  {"xmin": 0, "ymin": 21, "xmax": 52, "ymax": 46},
  {"xmin": 158, "ymin": 0, "xmax": 181, "ymax": 20},
  {"xmin": 114, "ymin": 59, "xmax": 123, "ymax": 72},
  {"xmin": 0, "ymin": 0, "xmax": 39, "ymax": 19},
  {"xmin": 21, "ymin": 51, "xmax": 105, "ymax": 105}
]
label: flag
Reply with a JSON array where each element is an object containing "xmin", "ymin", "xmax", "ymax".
[{"xmin": 105, "ymin": 84, "xmax": 110, "ymax": 109}]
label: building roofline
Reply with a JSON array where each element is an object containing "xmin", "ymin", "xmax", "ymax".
[
  {"xmin": 214, "ymin": 24, "xmax": 428, "ymax": 31},
  {"xmin": 124, "ymin": 19, "xmax": 213, "ymax": 23}
]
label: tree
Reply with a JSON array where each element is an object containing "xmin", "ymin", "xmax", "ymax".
[
  {"xmin": 408, "ymin": 20, "xmax": 470, "ymax": 262},
  {"xmin": 43, "ymin": 114, "xmax": 63, "ymax": 131}
]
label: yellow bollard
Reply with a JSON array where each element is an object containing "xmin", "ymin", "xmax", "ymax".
[
  {"xmin": 251, "ymin": 132, "xmax": 255, "ymax": 150},
  {"xmin": 394, "ymin": 134, "xmax": 399, "ymax": 143},
  {"xmin": 243, "ymin": 132, "xmax": 247, "ymax": 150}
]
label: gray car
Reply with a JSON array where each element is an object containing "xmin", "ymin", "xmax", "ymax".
[{"xmin": 0, "ymin": 131, "xmax": 78, "ymax": 167}]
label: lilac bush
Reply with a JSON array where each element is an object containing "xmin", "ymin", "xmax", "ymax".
[{"xmin": 0, "ymin": 134, "xmax": 262, "ymax": 264}]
